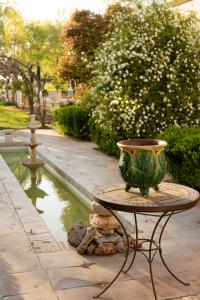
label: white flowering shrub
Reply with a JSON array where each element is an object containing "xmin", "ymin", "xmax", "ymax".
[{"xmin": 89, "ymin": 1, "xmax": 200, "ymax": 155}]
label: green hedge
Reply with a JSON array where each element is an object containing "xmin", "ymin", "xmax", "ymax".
[
  {"xmin": 53, "ymin": 106, "xmax": 90, "ymax": 139},
  {"xmin": 89, "ymin": 119, "xmax": 122, "ymax": 156},
  {"xmin": 158, "ymin": 127, "xmax": 200, "ymax": 190},
  {"xmin": 0, "ymin": 101, "xmax": 16, "ymax": 106}
]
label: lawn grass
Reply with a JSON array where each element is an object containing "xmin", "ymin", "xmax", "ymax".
[{"xmin": 0, "ymin": 106, "xmax": 30, "ymax": 129}]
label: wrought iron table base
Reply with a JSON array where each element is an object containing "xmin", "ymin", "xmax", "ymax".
[{"xmin": 94, "ymin": 209, "xmax": 190, "ymax": 300}]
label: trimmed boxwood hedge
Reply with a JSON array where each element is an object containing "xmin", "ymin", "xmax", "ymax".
[
  {"xmin": 89, "ymin": 118, "xmax": 122, "ymax": 157},
  {"xmin": 53, "ymin": 106, "xmax": 90, "ymax": 139},
  {"xmin": 158, "ymin": 127, "xmax": 200, "ymax": 190},
  {"xmin": 0, "ymin": 101, "xmax": 16, "ymax": 106}
]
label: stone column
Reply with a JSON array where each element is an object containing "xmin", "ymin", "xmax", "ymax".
[
  {"xmin": 90, "ymin": 201, "xmax": 119, "ymax": 235},
  {"xmin": 88, "ymin": 202, "xmax": 121, "ymax": 255},
  {"xmin": 4, "ymin": 129, "xmax": 15, "ymax": 145}
]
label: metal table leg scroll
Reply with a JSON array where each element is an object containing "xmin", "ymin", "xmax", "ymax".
[
  {"xmin": 93, "ymin": 208, "xmax": 130, "ymax": 299},
  {"xmin": 94, "ymin": 210, "xmax": 190, "ymax": 300},
  {"xmin": 92, "ymin": 182, "xmax": 199, "ymax": 299}
]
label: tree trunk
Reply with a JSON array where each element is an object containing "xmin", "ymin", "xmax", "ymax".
[
  {"xmin": 5, "ymin": 79, "xmax": 10, "ymax": 102},
  {"xmin": 41, "ymin": 108, "xmax": 46, "ymax": 128},
  {"xmin": 37, "ymin": 80, "xmax": 41, "ymax": 115},
  {"xmin": 28, "ymin": 94, "xmax": 34, "ymax": 114}
]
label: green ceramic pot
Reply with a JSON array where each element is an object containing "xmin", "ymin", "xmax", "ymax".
[{"xmin": 117, "ymin": 139, "xmax": 167, "ymax": 198}]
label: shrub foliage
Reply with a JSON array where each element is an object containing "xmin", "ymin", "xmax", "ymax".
[
  {"xmin": 0, "ymin": 101, "xmax": 16, "ymax": 106},
  {"xmin": 53, "ymin": 106, "xmax": 90, "ymax": 139},
  {"xmin": 158, "ymin": 127, "xmax": 200, "ymax": 190},
  {"xmin": 89, "ymin": 1, "xmax": 200, "ymax": 154}
]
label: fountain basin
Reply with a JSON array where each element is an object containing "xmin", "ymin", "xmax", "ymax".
[
  {"xmin": 22, "ymin": 158, "xmax": 45, "ymax": 170},
  {"xmin": 26, "ymin": 143, "xmax": 41, "ymax": 149}
]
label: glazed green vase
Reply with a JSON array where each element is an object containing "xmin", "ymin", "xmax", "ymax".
[{"xmin": 117, "ymin": 139, "xmax": 167, "ymax": 198}]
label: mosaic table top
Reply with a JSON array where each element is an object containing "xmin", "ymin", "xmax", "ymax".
[{"xmin": 92, "ymin": 182, "xmax": 200, "ymax": 213}]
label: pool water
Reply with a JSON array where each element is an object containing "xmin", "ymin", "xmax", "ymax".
[{"xmin": 1, "ymin": 150, "xmax": 90, "ymax": 241}]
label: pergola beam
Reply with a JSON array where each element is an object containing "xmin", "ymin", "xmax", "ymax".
[
  {"xmin": 167, "ymin": 0, "xmax": 193, "ymax": 8},
  {"xmin": 0, "ymin": 54, "xmax": 39, "ymax": 113}
]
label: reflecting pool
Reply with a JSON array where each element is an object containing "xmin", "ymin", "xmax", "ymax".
[{"xmin": 1, "ymin": 150, "xmax": 90, "ymax": 241}]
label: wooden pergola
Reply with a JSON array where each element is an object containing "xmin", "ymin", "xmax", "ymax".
[
  {"xmin": 167, "ymin": 0, "xmax": 193, "ymax": 8},
  {"xmin": 0, "ymin": 54, "xmax": 38, "ymax": 113}
]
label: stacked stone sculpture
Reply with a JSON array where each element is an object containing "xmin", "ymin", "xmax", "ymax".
[{"xmin": 68, "ymin": 201, "xmax": 136, "ymax": 255}]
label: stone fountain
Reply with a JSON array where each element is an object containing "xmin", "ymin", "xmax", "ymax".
[{"xmin": 22, "ymin": 114, "xmax": 45, "ymax": 181}]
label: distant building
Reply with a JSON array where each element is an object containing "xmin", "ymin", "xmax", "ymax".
[{"xmin": 167, "ymin": 0, "xmax": 200, "ymax": 15}]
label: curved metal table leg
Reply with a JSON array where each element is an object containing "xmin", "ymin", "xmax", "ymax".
[
  {"xmin": 123, "ymin": 211, "xmax": 138, "ymax": 273},
  {"xmin": 158, "ymin": 212, "xmax": 190, "ymax": 286},
  {"xmin": 148, "ymin": 212, "xmax": 168, "ymax": 300},
  {"xmin": 93, "ymin": 208, "xmax": 130, "ymax": 299}
]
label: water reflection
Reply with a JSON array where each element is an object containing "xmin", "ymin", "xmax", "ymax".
[
  {"xmin": 2, "ymin": 151, "xmax": 30, "ymax": 186},
  {"xmin": 1, "ymin": 151, "xmax": 90, "ymax": 241},
  {"xmin": 25, "ymin": 177, "xmax": 48, "ymax": 214}
]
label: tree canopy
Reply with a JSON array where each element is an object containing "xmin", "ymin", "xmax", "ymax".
[
  {"xmin": 58, "ymin": 9, "xmax": 108, "ymax": 83},
  {"xmin": 0, "ymin": 3, "xmax": 63, "ymax": 88}
]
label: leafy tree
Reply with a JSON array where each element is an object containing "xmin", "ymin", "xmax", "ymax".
[
  {"xmin": 0, "ymin": 4, "xmax": 63, "ymax": 88},
  {"xmin": 23, "ymin": 21, "xmax": 64, "ymax": 115},
  {"xmin": 24, "ymin": 21, "xmax": 63, "ymax": 78},
  {"xmin": 0, "ymin": 5, "xmax": 26, "ymax": 57},
  {"xmin": 58, "ymin": 10, "xmax": 108, "ymax": 83},
  {"xmin": 0, "ymin": 4, "xmax": 64, "ymax": 112},
  {"xmin": 0, "ymin": 8, "xmax": 26, "ymax": 63}
]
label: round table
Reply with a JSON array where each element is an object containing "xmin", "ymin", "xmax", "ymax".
[{"xmin": 92, "ymin": 182, "xmax": 200, "ymax": 300}]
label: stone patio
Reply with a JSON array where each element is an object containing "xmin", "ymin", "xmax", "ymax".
[{"xmin": 0, "ymin": 129, "xmax": 199, "ymax": 299}]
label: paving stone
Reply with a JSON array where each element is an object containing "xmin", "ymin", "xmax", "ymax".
[
  {"xmin": 2, "ymin": 179, "xmax": 22, "ymax": 194},
  {"xmin": 38, "ymin": 250, "xmax": 86, "ymax": 270},
  {"xmin": 102, "ymin": 279, "xmax": 154, "ymax": 300},
  {"xmin": 176, "ymin": 238, "xmax": 200, "ymax": 252},
  {"xmin": 23, "ymin": 220, "xmax": 50, "ymax": 235},
  {"xmin": 28, "ymin": 232, "xmax": 55, "ymax": 243},
  {"xmin": 0, "ymin": 179, "xmax": 5, "ymax": 191},
  {"xmin": 15, "ymin": 208, "xmax": 39, "ymax": 223},
  {"xmin": 139, "ymin": 275, "xmax": 198, "ymax": 300},
  {"xmin": 125, "ymin": 251, "xmax": 200, "ymax": 281},
  {"xmin": 0, "ymin": 247, "xmax": 42, "ymax": 275},
  {"xmin": 180, "ymin": 269, "xmax": 200, "ymax": 293},
  {"xmin": 152, "ymin": 252, "xmax": 200, "ymax": 275},
  {"xmin": 48, "ymin": 267, "xmax": 98, "ymax": 290},
  {"xmin": 47, "ymin": 264, "xmax": 128, "ymax": 290},
  {"xmin": 8, "ymin": 191, "xmax": 31, "ymax": 206},
  {"xmin": 0, "ymin": 193, "xmax": 14, "ymax": 208},
  {"xmin": 32, "ymin": 240, "xmax": 70, "ymax": 253},
  {"xmin": 0, "ymin": 209, "xmax": 19, "ymax": 219},
  {"xmin": 0, "ymin": 233, "xmax": 31, "ymax": 251},
  {"xmin": 101, "ymin": 277, "xmax": 197, "ymax": 300},
  {"xmin": 0, "ymin": 214, "xmax": 24, "ymax": 235},
  {"xmin": 0, "ymin": 204, "xmax": 15, "ymax": 216},
  {"xmin": 126, "ymin": 254, "xmax": 171, "ymax": 280},
  {"xmin": 4, "ymin": 291, "xmax": 58, "ymax": 300},
  {"xmin": 84, "ymin": 252, "xmax": 127, "ymax": 272},
  {"xmin": 0, "ymin": 271, "xmax": 52, "ymax": 296},
  {"xmin": 159, "ymin": 238, "xmax": 189, "ymax": 255},
  {"xmin": 89, "ymin": 264, "xmax": 129, "ymax": 283},
  {"xmin": 176, "ymin": 296, "xmax": 200, "ymax": 300},
  {"xmin": 56, "ymin": 286, "xmax": 112, "ymax": 300}
]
